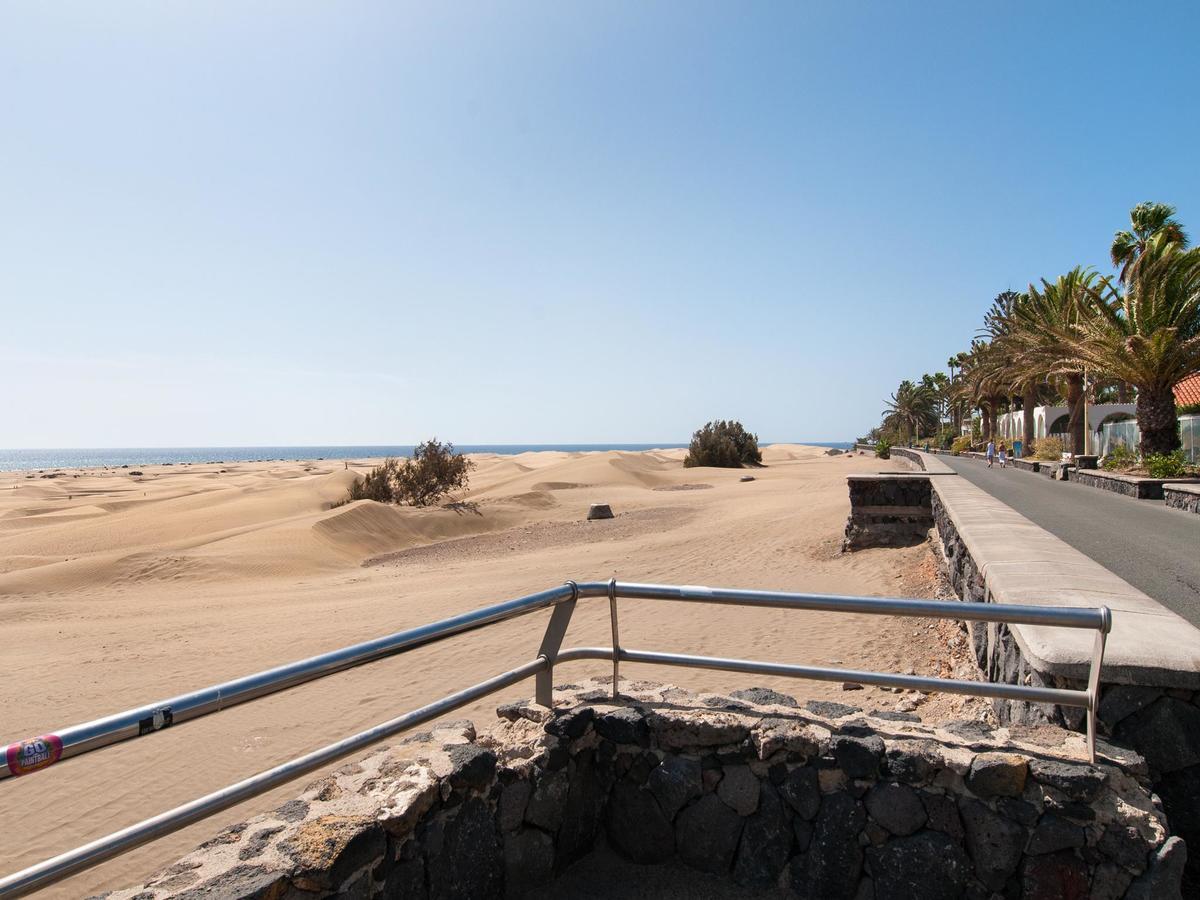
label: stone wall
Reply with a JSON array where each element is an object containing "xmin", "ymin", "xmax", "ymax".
[
  {"xmin": 930, "ymin": 485, "xmax": 1200, "ymax": 895},
  {"xmin": 1072, "ymin": 470, "xmax": 1173, "ymax": 500},
  {"xmin": 1164, "ymin": 484, "xmax": 1200, "ymax": 515},
  {"xmin": 842, "ymin": 475, "xmax": 932, "ymax": 551},
  {"xmin": 105, "ymin": 679, "xmax": 1183, "ymax": 900}
]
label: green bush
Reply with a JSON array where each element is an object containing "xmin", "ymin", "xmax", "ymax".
[
  {"xmin": 875, "ymin": 438, "xmax": 892, "ymax": 459},
  {"xmin": 950, "ymin": 435, "xmax": 972, "ymax": 456},
  {"xmin": 1145, "ymin": 450, "xmax": 1187, "ymax": 479},
  {"xmin": 1101, "ymin": 444, "xmax": 1138, "ymax": 471},
  {"xmin": 1032, "ymin": 436, "xmax": 1065, "ymax": 461},
  {"xmin": 341, "ymin": 440, "xmax": 474, "ymax": 507},
  {"xmin": 683, "ymin": 420, "xmax": 762, "ymax": 468}
]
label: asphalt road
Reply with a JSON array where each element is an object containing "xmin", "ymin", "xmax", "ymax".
[{"xmin": 938, "ymin": 455, "xmax": 1200, "ymax": 626}]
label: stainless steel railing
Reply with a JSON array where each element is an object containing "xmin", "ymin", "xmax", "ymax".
[{"xmin": 0, "ymin": 580, "xmax": 1110, "ymax": 897}]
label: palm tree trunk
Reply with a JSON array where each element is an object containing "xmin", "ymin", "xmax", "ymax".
[
  {"xmin": 982, "ymin": 403, "xmax": 993, "ymax": 441},
  {"xmin": 1136, "ymin": 384, "xmax": 1181, "ymax": 456},
  {"xmin": 1065, "ymin": 373, "xmax": 1085, "ymax": 455},
  {"xmin": 1022, "ymin": 382, "xmax": 1036, "ymax": 448},
  {"xmin": 1117, "ymin": 381, "xmax": 1131, "ymax": 404}
]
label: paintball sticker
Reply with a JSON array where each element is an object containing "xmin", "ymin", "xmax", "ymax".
[
  {"xmin": 138, "ymin": 706, "xmax": 174, "ymax": 736},
  {"xmin": 5, "ymin": 734, "xmax": 64, "ymax": 776}
]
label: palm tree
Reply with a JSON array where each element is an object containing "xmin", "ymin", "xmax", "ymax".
[
  {"xmin": 1000, "ymin": 268, "xmax": 1099, "ymax": 454},
  {"xmin": 1070, "ymin": 237, "xmax": 1200, "ymax": 456},
  {"xmin": 982, "ymin": 291, "xmax": 1039, "ymax": 450},
  {"xmin": 1111, "ymin": 202, "xmax": 1189, "ymax": 283},
  {"xmin": 882, "ymin": 380, "xmax": 938, "ymax": 445},
  {"xmin": 954, "ymin": 341, "xmax": 1005, "ymax": 442}
]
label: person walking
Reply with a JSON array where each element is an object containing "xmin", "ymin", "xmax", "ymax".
[
  {"xmin": 986, "ymin": 439, "xmax": 996, "ymax": 468},
  {"xmin": 998, "ymin": 441, "xmax": 1008, "ymax": 468}
]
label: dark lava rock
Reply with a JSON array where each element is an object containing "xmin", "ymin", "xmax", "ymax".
[
  {"xmin": 806, "ymin": 700, "xmax": 862, "ymax": 719},
  {"xmin": 1027, "ymin": 758, "xmax": 1105, "ymax": 803},
  {"xmin": 1097, "ymin": 685, "xmax": 1162, "ymax": 729},
  {"xmin": 941, "ymin": 720, "xmax": 997, "ymax": 741},
  {"xmin": 965, "ymin": 752, "xmax": 1028, "ymax": 798},
  {"xmin": 1155, "ymin": 768, "xmax": 1199, "ymax": 895},
  {"xmin": 503, "ymin": 828, "xmax": 554, "ymax": 897},
  {"xmin": 646, "ymin": 755, "xmax": 702, "ymax": 819},
  {"xmin": 384, "ymin": 857, "xmax": 426, "ymax": 900},
  {"xmin": 921, "ymin": 792, "xmax": 963, "ymax": 840},
  {"xmin": 716, "ymin": 764, "xmax": 760, "ymax": 816},
  {"xmin": 1020, "ymin": 850, "xmax": 1089, "ymax": 900},
  {"xmin": 555, "ymin": 751, "xmax": 607, "ymax": 869},
  {"xmin": 733, "ymin": 783, "xmax": 792, "ymax": 888},
  {"xmin": 832, "ymin": 734, "xmax": 884, "ymax": 778},
  {"xmin": 1096, "ymin": 822, "xmax": 1155, "ymax": 871},
  {"xmin": 236, "ymin": 826, "xmax": 284, "ymax": 861},
  {"xmin": 675, "ymin": 793, "xmax": 744, "ymax": 874},
  {"xmin": 799, "ymin": 791, "xmax": 866, "ymax": 900},
  {"xmin": 864, "ymin": 782, "xmax": 926, "ymax": 836},
  {"xmin": 605, "ymin": 781, "xmax": 675, "ymax": 864},
  {"xmin": 524, "ymin": 769, "xmax": 570, "ymax": 832},
  {"xmin": 886, "ymin": 743, "xmax": 935, "ymax": 784},
  {"xmin": 427, "ymin": 798, "xmax": 502, "ymax": 900},
  {"xmin": 498, "ymin": 780, "xmax": 531, "ymax": 833},
  {"xmin": 275, "ymin": 800, "xmax": 309, "ymax": 823},
  {"xmin": 1027, "ymin": 814, "xmax": 1085, "ymax": 855},
  {"xmin": 1125, "ymin": 835, "xmax": 1187, "ymax": 900},
  {"xmin": 959, "ymin": 797, "xmax": 1026, "ymax": 891},
  {"xmin": 446, "ymin": 744, "xmax": 497, "ymax": 793},
  {"xmin": 780, "ymin": 765, "xmax": 821, "ymax": 820},
  {"xmin": 996, "ymin": 797, "xmax": 1040, "ymax": 828},
  {"xmin": 594, "ymin": 707, "xmax": 650, "ymax": 746},
  {"xmin": 867, "ymin": 831, "xmax": 970, "ymax": 900},
  {"xmin": 1116, "ymin": 698, "xmax": 1200, "ymax": 774},
  {"xmin": 545, "ymin": 706, "xmax": 594, "ymax": 740},
  {"xmin": 793, "ymin": 817, "xmax": 814, "ymax": 853},
  {"xmin": 174, "ymin": 865, "xmax": 288, "ymax": 899},
  {"xmin": 730, "ymin": 686, "xmax": 799, "ymax": 708},
  {"xmin": 869, "ymin": 709, "xmax": 922, "ymax": 723}
]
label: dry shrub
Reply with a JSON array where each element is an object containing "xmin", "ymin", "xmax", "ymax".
[{"xmin": 341, "ymin": 440, "xmax": 474, "ymax": 507}]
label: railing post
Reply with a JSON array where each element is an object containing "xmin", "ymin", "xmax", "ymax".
[
  {"xmin": 1085, "ymin": 608, "xmax": 1111, "ymax": 765},
  {"xmin": 608, "ymin": 578, "xmax": 620, "ymax": 699},
  {"xmin": 535, "ymin": 581, "xmax": 578, "ymax": 707}
]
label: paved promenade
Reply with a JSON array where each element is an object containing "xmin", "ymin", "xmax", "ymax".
[{"xmin": 938, "ymin": 454, "xmax": 1200, "ymax": 626}]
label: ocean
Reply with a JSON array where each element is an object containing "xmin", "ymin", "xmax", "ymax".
[{"xmin": 0, "ymin": 442, "xmax": 856, "ymax": 472}]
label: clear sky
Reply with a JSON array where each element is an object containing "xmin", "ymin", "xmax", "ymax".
[{"xmin": 3, "ymin": 2, "xmax": 1198, "ymax": 447}]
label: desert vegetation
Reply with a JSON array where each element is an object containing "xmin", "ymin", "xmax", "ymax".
[
  {"xmin": 342, "ymin": 439, "xmax": 474, "ymax": 507},
  {"xmin": 867, "ymin": 201, "xmax": 1200, "ymax": 466},
  {"xmin": 683, "ymin": 420, "xmax": 762, "ymax": 468}
]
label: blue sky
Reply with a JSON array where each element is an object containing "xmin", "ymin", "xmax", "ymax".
[{"xmin": 2, "ymin": 2, "xmax": 1197, "ymax": 447}]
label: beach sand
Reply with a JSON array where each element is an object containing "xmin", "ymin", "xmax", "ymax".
[{"xmin": 0, "ymin": 445, "xmax": 969, "ymax": 896}]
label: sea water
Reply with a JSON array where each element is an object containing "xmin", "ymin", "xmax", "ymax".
[{"xmin": 0, "ymin": 443, "xmax": 854, "ymax": 472}]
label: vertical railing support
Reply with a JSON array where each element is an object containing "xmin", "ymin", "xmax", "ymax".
[
  {"xmin": 535, "ymin": 581, "xmax": 578, "ymax": 707},
  {"xmin": 1086, "ymin": 613, "xmax": 1110, "ymax": 765},
  {"xmin": 608, "ymin": 577, "xmax": 620, "ymax": 699}
]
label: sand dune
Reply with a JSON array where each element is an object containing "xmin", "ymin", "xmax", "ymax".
[{"xmin": 0, "ymin": 445, "xmax": 958, "ymax": 897}]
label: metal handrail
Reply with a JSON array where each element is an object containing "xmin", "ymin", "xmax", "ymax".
[{"xmin": 0, "ymin": 580, "xmax": 1110, "ymax": 897}]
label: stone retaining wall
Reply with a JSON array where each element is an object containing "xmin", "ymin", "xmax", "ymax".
[
  {"xmin": 1164, "ymin": 484, "xmax": 1200, "ymax": 515},
  {"xmin": 1071, "ymin": 470, "xmax": 1188, "ymax": 500},
  {"xmin": 842, "ymin": 475, "xmax": 932, "ymax": 551},
  {"xmin": 104, "ymin": 679, "xmax": 1184, "ymax": 900}
]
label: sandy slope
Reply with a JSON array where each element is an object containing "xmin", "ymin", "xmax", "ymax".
[{"xmin": 0, "ymin": 446, "xmax": 951, "ymax": 896}]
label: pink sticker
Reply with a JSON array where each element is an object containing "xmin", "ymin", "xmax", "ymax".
[{"xmin": 6, "ymin": 734, "xmax": 64, "ymax": 776}]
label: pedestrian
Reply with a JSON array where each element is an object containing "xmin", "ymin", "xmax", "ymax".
[
  {"xmin": 998, "ymin": 442, "xmax": 1008, "ymax": 468},
  {"xmin": 986, "ymin": 439, "xmax": 996, "ymax": 468}
]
